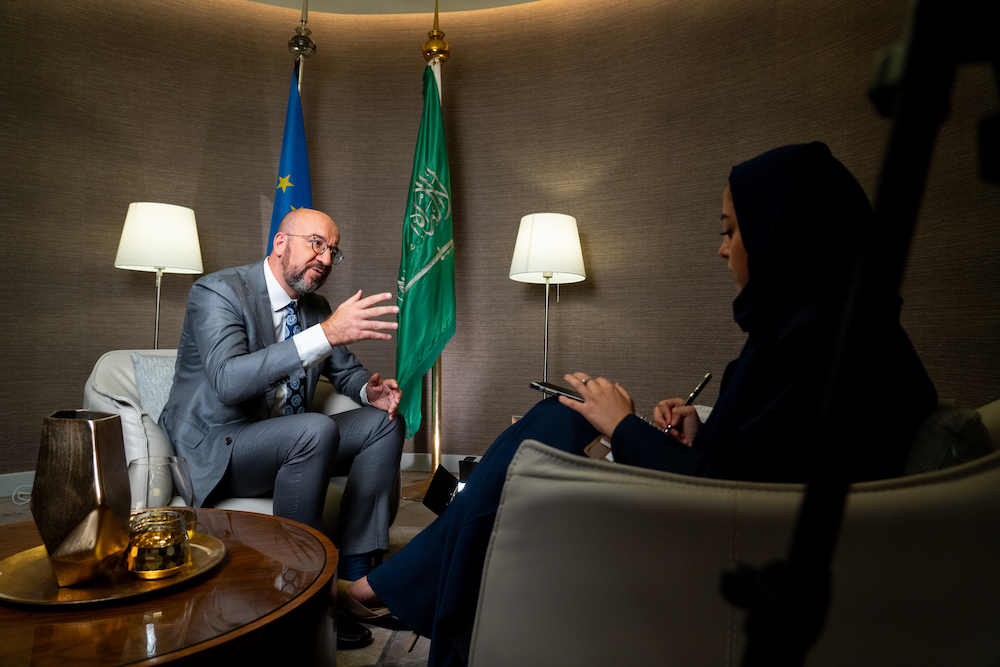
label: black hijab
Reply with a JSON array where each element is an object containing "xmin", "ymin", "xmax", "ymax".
[
  {"xmin": 728, "ymin": 142, "xmax": 884, "ymax": 333},
  {"xmin": 613, "ymin": 142, "xmax": 935, "ymax": 482}
]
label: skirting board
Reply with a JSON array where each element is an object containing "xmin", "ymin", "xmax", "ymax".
[{"xmin": 0, "ymin": 471, "xmax": 34, "ymax": 498}]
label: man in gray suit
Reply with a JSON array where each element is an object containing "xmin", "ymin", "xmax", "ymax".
[{"xmin": 160, "ymin": 207, "xmax": 404, "ymax": 585}]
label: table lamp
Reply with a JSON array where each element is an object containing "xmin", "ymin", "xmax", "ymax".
[
  {"xmin": 509, "ymin": 213, "xmax": 586, "ymax": 381},
  {"xmin": 115, "ymin": 202, "xmax": 204, "ymax": 349}
]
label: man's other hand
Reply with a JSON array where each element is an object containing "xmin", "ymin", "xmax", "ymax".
[
  {"xmin": 365, "ymin": 373, "xmax": 402, "ymax": 419},
  {"xmin": 322, "ymin": 291, "xmax": 399, "ymax": 346}
]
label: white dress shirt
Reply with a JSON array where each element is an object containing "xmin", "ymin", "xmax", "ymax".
[{"xmin": 263, "ymin": 259, "xmax": 369, "ymax": 417}]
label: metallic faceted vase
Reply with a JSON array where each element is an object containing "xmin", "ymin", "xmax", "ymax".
[{"xmin": 30, "ymin": 410, "xmax": 132, "ymax": 586}]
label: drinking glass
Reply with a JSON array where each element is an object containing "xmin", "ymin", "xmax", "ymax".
[
  {"xmin": 124, "ymin": 509, "xmax": 190, "ymax": 579},
  {"xmin": 127, "ymin": 456, "xmax": 198, "ymax": 539}
]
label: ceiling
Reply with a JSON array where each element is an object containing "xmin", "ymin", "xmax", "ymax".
[{"xmin": 247, "ymin": 0, "xmax": 539, "ymax": 14}]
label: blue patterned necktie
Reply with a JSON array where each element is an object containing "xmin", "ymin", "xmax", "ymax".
[{"xmin": 283, "ymin": 302, "xmax": 307, "ymax": 415}]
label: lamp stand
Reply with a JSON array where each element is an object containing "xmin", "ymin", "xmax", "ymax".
[
  {"xmin": 543, "ymin": 273, "xmax": 553, "ymax": 383},
  {"xmin": 154, "ymin": 268, "xmax": 164, "ymax": 350}
]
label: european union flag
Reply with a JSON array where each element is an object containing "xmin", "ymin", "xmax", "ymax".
[{"xmin": 267, "ymin": 63, "xmax": 313, "ymax": 255}]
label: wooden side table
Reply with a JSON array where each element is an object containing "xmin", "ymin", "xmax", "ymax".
[{"xmin": 0, "ymin": 509, "xmax": 338, "ymax": 666}]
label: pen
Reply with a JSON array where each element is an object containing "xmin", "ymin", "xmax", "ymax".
[{"xmin": 664, "ymin": 373, "xmax": 712, "ymax": 435}]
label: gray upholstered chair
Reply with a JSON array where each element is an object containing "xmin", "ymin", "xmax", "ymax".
[
  {"xmin": 82, "ymin": 349, "xmax": 399, "ymax": 536},
  {"xmin": 469, "ymin": 399, "xmax": 1000, "ymax": 666}
]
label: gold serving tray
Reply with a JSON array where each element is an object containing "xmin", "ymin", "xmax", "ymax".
[{"xmin": 0, "ymin": 533, "xmax": 226, "ymax": 607}]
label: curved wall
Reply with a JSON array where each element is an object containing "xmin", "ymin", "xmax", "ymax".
[{"xmin": 1, "ymin": 0, "xmax": 997, "ymax": 472}]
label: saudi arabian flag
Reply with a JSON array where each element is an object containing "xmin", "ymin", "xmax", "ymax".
[{"xmin": 396, "ymin": 62, "xmax": 456, "ymax": 439}]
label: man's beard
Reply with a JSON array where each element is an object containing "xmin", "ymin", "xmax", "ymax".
[{"xmin": 282, "ymin": 254, "xmax": 329, "ymax": 295}]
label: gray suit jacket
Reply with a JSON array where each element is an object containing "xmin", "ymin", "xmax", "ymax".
[{"xmin": 159, "ymin": 260, "xmax": 372, "ymax": 506}]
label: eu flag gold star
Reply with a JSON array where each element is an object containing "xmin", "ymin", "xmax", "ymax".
[
  {"xmin": 277, "ymin": 175, "xmax": 294, "ymax": 193},
  {"xmin": 290, "ymin": 204, "xmax": 301, "ymax": 212}
]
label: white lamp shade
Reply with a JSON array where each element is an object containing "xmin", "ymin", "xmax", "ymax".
[
  {"xmin": 115, "ymin": 202, "xmax": 204, "ymax": 274},
  {"xmin": 508, "ymin": 213, "xmax": 586, "ymax": 284}
]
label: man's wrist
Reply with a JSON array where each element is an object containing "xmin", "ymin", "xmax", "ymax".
[
  {"xmin": 359, "ymin": 382, "xmax": 371, "ymax": 406},
  {"xmin": 295, "ymin": 324, "xmax": 334, "ymax": 369},
  {"xmin": 321, "ymin": 318, "xmax": 340, "ymax": 347}
]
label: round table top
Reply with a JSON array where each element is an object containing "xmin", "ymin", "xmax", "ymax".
[{"xmin": 0, "ymin": 509, "xmax": 338, "ymax": 666}]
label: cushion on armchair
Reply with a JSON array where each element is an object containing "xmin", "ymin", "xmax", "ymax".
[
  {"xmin": 129, "ymin": 352, "xmax": 177, "ymax": 425},
  {"xmin": 904, "ymin": 399, "xmax": 994, "ymax": 475}
]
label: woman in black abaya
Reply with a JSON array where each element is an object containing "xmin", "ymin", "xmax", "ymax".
[{"xmin": 348, "ymin": 142, "xmax": 938, "ymax": 666}]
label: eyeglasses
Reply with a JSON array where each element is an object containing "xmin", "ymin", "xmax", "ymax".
[{"xmin": 287, "ymin": 234, "xmax": 344, "ymax": 264}]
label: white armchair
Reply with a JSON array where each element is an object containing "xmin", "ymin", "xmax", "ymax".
[
  {"xmin": 82, "ymin": 349, "xmax": 399, "ymax": 535},
  {"xmin": 469, "ymin": 399, "xmax": 1000, "ymax": 666}
]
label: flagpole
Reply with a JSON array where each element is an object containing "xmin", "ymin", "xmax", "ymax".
[
  {"xmin": 288, "ymin": 0, "xmax": 315, "ymax": 93},
  {"xmin": 401, "ymin": 1, "xmax": 452, "ymax": 501},
  {"xmin": 267, "ymin": 0, "xmax": 316, "ymax": 255}
]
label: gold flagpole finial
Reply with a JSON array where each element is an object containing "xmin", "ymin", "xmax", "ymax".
[
  {"xmin": 423, "ymin": 0, "xmax": 450, "ymax": 63},
  {"xmin": 289, "ymin": 0, "xmax": 316, "ymax": 60}
]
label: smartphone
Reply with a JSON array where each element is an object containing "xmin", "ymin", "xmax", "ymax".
[{"xmin": 529, "ymin": 381, "xmax": 584, "ymax": 402}]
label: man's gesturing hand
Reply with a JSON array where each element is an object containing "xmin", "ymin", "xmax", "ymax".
[
  {"xmin": 322, "ymin": 291, "xmax": 399, "ymax": 346},
  {"xmin": 366, "ymin": 373, "xmax": 402, "ymax": 419}
]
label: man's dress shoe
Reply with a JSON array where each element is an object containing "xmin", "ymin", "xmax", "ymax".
[{"xmin": 337, "ymin": 608, "xmax": 373, "ymax": 650}]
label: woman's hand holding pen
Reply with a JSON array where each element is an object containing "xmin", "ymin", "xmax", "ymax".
[
  {"xmin": 655, "ymin": 373, "xmax": 711, "ymax": 445},
  {"xmin": 654, "ymin": 398, "xmax": 701, "ymax": 445},
  {"xmin": 561, "ymin": 373, "xmax": 635, "ymax": 439}
]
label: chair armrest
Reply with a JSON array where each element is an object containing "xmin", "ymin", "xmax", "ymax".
[
  {"xmin": 315, "ymin": 377, "xmax": 363, "ymax": 415},
  {"xmin": 470, "ymin": 441, "xmax": 748, "ymax": 666},
  {"xmin": 83, "ymin": 350, "xmax": 177, "ymax": 463}
]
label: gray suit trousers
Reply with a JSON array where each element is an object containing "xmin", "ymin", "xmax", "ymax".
[{"xmin": 217, "ymin": 405, "xmax": 404, "ymax": 556}]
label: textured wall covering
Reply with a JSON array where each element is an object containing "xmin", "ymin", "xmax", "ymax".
[{"xmin": 1, "ymin": 0, "xmax": 997, "ymax": 476}]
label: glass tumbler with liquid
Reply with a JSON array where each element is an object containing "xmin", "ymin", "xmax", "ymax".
[
  {"xmin": 125, "ymin": 510, "xmax": 190, "ymax": 579},
  {"xmin": 127, "ymin": 456, "xmax": 198, "ymax": 539}
]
